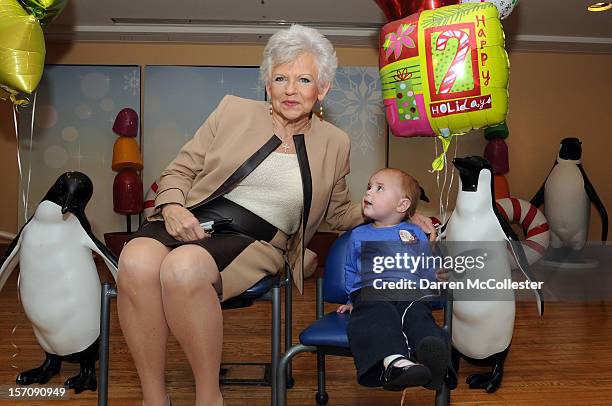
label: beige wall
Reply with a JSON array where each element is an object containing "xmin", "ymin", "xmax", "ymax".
[
  {"xmin": 1, "ymin": 42, "xmax": 610, "ymax": 242},
  {"xmin": 0, "ymin": 101, "xmax": 18, "ymax": 237}
]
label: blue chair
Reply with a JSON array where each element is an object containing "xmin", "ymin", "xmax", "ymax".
[
  {"xmin": 99, "ymin": 262, "xmax": 294, "ymax": 406},
  {"xmin": 277, "ymin": 231, "xmax": 453, "ymax": 406}
]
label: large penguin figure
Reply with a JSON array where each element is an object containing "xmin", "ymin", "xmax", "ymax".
[
  {"xmin": 531, "ymin": 137, "xmax": 608, "ymax": 255},
  {"xmin": 0, "ymin": 172, "xmax": 118, "ymax": 393},
  {"xmin": 445, "ymin": 156, "xmax": 544, "ymax": 393}
]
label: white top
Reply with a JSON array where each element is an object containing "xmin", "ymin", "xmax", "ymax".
[{"xmin": 224, "ymin": 152, "xmax": 304, "ymax": 235}]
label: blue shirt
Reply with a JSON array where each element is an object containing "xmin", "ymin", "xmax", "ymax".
[{"xmin": 344, "ymin": 221, "xmax": 437, "ymax": 303}]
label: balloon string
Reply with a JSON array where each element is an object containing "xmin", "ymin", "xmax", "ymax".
[
  {"xmin": 444, "ymin": 136, "xmax": 459, "ymax": 224},
  {"xmin": 13, "ymin": 106, "xmax": 28, "ymax": 223},
  {"xmin": 10, "ymin": 291, "xmax": 21, "ymax": 370},
  {"xmin": 25, "ymin": 92, "xmax": 37, "ymax": 218},
  {"xmin": 400, "ymin": 388, "xmax": 407, "ymax": 406},
  {"xmin": 439, "ymin": 142, "xmax": 449, "ymax": 224},
  {"xmin": 432, "ymin": 137, "xmax": 443, "ymax": 221}
]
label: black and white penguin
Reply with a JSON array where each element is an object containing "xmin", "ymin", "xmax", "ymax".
[
  {"xmin": 0, "ymin": 172, "xmax": 118, "ymax": 393},
  {"xmin": 445, "ymin": 156, "xmax": 544, "ymax": 393},
  {"xmin": 531, "ymin": 137, "xmax": 608, "ymax": 255}
]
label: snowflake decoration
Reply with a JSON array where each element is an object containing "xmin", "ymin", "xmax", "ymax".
[
  {"xmin": 326, "ymin": 67, "xmax": 385, "ymax": 156},
  {"xmin": 123, "ymin": 70, "xmax": 139, "ymax": 96}
]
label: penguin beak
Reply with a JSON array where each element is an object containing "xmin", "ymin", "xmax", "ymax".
[
  {"xmin": 453, "ymin": 158, "xmax": 480, "ymax": 192},
  {"xmin": 452, "ymin": 157, "xmax": 470, "ymax": 174}
]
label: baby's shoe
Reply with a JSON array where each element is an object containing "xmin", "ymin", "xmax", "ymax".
[{"xmin": 381, "ymin": 357, "xmax": 431, "ymax": 391}]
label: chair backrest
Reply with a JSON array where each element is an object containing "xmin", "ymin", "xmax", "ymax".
[{"xmin": 322, "ymin": 230, "xmax": 352, "ymax": 304}]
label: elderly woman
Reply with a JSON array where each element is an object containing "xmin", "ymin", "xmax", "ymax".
[{"xmin": 117, "ymin": 24, "xmax": 434, "ymax": 406}]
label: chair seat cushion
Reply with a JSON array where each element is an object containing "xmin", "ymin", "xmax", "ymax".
[
  {"xmin": 221, "ymin": 274, "xmax": 280, "ymax": 310},
  {"xmin": 299, "ymin": 311, "xmax": 350, "ymax": 348},
  {"xmin": 237, "ymin": 273, "xmax": 280, "ymax": 300}
]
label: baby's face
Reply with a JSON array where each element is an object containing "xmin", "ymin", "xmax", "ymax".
[{"xmin": 362, "ymin": 171, "xmax": 406, "ymax": 222}]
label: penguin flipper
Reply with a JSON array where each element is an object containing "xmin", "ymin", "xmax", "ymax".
[
  {"xmin": 578, "ymin": 164, "xmax": 608, "ymax": 242},
  {"xmin": 496, "ymin": 213, "xmax": 545, "ymax": 316},
  {"xmin": 507, "ymin": 238, "xmax": 544, "ymax": 316},
  {"xmin": 530, "ymin": 163, "xmax": 556, "ymax": 208},
  {"xmin": 80, "ymin": 231, "xmax": 118, "ymax": 281},
  {"xmin": 0, "ymin": 224, "xmax": 28, "ymax": 293}
]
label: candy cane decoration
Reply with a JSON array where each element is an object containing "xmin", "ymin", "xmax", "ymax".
[
  {"xmin": 495, "ymin": 197, "xmax": 550, "ymax": 266},
  {"xmin": 436, "ymin": 30, "xmax": 471, "ymax": 94}
]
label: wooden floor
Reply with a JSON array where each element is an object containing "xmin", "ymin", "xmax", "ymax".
[{"xmin": 1, "ymin": 265, "xmax": 612, "ymax": 406}]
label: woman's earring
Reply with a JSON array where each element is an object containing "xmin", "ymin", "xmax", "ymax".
[
  {"xmin": 269, "ymin": 102, "xmax": 273, "ymax": 115},
  {"xmin": 319, "ymin": 103, "xmax": 324, "ymax": 120}
]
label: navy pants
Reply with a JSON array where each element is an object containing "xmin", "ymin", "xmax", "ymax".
[{"xmin": 347, "ymin": 288, "xmax": 447, "ymax": 387}]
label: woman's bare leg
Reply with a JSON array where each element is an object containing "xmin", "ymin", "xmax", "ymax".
[
  {"xmin": 117, "ymin": 238, "xmax": 171, "ymax": 406},
  {"xmin": 159, "ymin": 245, "xmax": 224, "ymax": 406}
]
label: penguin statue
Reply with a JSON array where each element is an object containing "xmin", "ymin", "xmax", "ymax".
[
  {"xmin": 530, "ymin": 137, "xmax": 608, "ymax": 259},
  {"xmin": 445, "ymin": 156, "xmax": 544, "ymax": 393},
  {"xmin": 0, "ymin": 172, "xmax": 118, "ymax": 393}
]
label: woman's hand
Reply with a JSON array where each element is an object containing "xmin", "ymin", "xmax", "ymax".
[
  {"xmin": 337, "ymin": 303, "xmax": 353, "ymax": 314},
  {"xmin": 412, "ymin": 213, "xmax": 437, "ymax": 241},
  {"xmin": 161, "ymin": 203, "xmax": 210, "ymax": 242}
]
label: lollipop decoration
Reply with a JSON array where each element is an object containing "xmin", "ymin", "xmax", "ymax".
[
  {"xmin": 111, "ymin": 108, "xmax": 143, "ymax": 234},
  {"xmin": 484, "ymin": 122, "xmax": 510, "ymax": 199}
]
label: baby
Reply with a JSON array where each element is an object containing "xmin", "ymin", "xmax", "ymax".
[{"xmin": 338, "ymin": 168, "xmax": 448, "ymax": 391}]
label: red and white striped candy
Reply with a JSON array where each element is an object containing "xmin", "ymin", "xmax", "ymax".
[
  {"xmin": 495, "ymin": 197, "xmax": 550, "ymax": 266},
  {"xmin": 436, "ymin": 30, "xmax": 471, "ymax": 94}
]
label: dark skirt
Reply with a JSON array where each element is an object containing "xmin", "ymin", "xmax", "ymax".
[{"xmin": 130, "ymin": 197, "xmax": 278, "ymax": 272}]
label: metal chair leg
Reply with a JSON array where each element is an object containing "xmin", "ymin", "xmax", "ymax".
[
  {"xmin": 316, "ymin": 352, "xmax": 328, "ymax": 405},
  {"xmin": 435, "ymin": 381, "xmax": 450, "ymax": 406},
  {"xmin": 284, "ymin": 266, "xmax": 294, "ymax": 388},
  {"xmin": 271, "ymin": 285, "xmax": 281, "ymax": 406},
  {"xmin": 98, "ymin": 282, "xmax": 117, "ymax": 406},
  {"xmin": 277, "ymin": 345, "xmax": 317, "ymax": 406},
  {"xmin": 435, "ymin": 289, "xmax": 453, "ymax": 406}
]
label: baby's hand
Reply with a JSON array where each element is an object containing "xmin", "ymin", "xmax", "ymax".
[
  {"xmin": 436, "ymin": 268, "xmax": 450, "ymax": 282},
  {"xmin": 337, "ymin": 304, "xmax": 353, "ymax": 314}
]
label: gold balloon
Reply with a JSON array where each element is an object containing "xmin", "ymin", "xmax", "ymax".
[
  {"xmin": 0, "ymin": 0, "xmax": 45, "ymax": 97},
  {"xmin": 17, "ymin": 0, "xmax": 68, "ymax": 26}
]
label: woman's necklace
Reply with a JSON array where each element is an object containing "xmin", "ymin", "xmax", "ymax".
[
  {"xmin": 282, "ymin": 139, "xmax": 292, "ymax": 153},
  {"xmin": 272, "ymin": 113, "xmax": 310, "ymax": 153}
]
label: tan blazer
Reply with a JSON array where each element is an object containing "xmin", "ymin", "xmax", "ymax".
[{"xmin": 151, "ymin": 95, "xmax": 363, "ymax": 296}]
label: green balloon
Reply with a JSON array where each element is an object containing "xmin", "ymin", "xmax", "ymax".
[{"xmin": 17, "ymin": 0, "xmax": 68, "ymax": 26}]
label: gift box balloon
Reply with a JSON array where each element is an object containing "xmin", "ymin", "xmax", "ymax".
[{"xmin": 379, "ymin": 2, "xmax": 509, "ymax": 139}]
